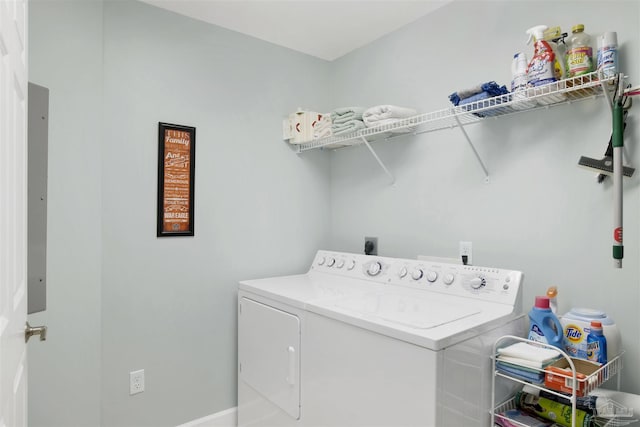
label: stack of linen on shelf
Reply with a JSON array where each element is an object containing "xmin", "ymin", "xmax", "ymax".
[
  {"xmin": 362, "ymin": 104, "xmax": 418, "ymax": 133},
  {"xmin": 495, "ymin": 341, "xmax": 562, "ymax": 384},
  {"xmin": 331, "ymin": 107, "xmax": 366, "ymax": 136},
  {"xmin": 313, "ymin": 113, "xmax": 332, "ymax": 140},
  {"xmin": 448, "ymin": 81, "xmax": 509, "ymax": 117}
]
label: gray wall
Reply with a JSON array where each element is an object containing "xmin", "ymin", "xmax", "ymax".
[
  {"xmin": 329, "ymin": 0, "xmax": 640, "ymax": 392},
  {"xmin": 100, "ymin": 2, "xmax": 331, "ymax": 426},
  {"xmin": 29, "ymin": 0, "xmax": 331, "ymax": 426},
  {"xmin": 28, "ymin": 1, "xmax": 103, "ymax": 426}
]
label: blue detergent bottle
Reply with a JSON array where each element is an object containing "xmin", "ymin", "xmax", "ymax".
[
  {"xmin": 528, "ymin": 296, "xmax": 564, "ymax": 349},
  {"xmin": 587, "ymin": 321, "xmax": 608, "ymax": 364}
]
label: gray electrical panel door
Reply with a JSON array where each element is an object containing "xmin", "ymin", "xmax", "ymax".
[{"xmin": 28, "ymin": 82, "xmax": 49, "ymax": 314}]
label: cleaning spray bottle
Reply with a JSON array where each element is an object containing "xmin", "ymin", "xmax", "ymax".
[
  {"xmin": 543, "ymin": 26, "xmax": 567, "ymax": 81},
  {"xmin": 510, "ymin": 52, "xmax": 535, "ymax": 110},
  {"xmin": 528, "ymin": 296, "xmax": 564, "ymax": 349},
  {"xmin": 526, "ymin": 25, "xmax": 557, "ymax": 87}
]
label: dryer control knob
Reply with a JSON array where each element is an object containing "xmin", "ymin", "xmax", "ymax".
[
  {"xmin": 327, "ymin": 257, "xmax": 336, "ymax": 267},
  {"xmin": 470, "ymin": 276, "xmax": 486, "ymax": 289},
  {"xmin": 336, "ymin": 259, "xmax": 345, "ymax": 269},
  {"xmin": 347, "ymin": 259, "xmax": 356, "ymax": 270},
  {"xmin": 411, "ymin": 268, "xmax": 424, "ymax": 280},
  {"xmin": 367, "ymin": 262, "xmax": 382, "ymax": 276},
  {"xmin": 443, "ymin": 273, "xmax": 455, "ymax": 285},
  {"xmin": 317, "ymin": 256, "xmax": 326, "ymax": 266},
  {"xmin": 398, "ymin": 266, "xmax": 408, "ymax": 279},
  {"xmin": 426, "ymin": 271, "xmax": 438, "ymax": 282}
]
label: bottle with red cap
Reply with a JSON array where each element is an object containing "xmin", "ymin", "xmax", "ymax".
[
  {"xmin": 587, "ymin": 321, "xmax": 608, "ymax": 364},
  {"xmin": 528, "ymin": 296, "xmax": 564, "ymax": 349}
]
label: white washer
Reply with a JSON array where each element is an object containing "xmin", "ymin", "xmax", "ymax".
[{"xmin": 238, "ymin": 250, "xmax": 526, "ymax": 427}]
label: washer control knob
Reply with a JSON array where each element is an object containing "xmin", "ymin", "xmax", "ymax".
[
  {"xmin": 336, "ymin": 259, "xmax": 345, "ymax": 269},
  {"xmin": 470, "ymin": 276, "xmax": 486, "ymax": 289},
  {"xmin": 411, "ymin": 268, "xmax": 424, "ymax": 280},
  {"xmin": 399, "ymin": 266, "xmax": 408, "ymax": 279},
  {"xmin": 347, "ymin": 259, "xmax": 356, "ymax": 270},
  {"xmin": 317, "ymin": 256, "xmax": 326, "ymax": 266},
  {"xmin": 367, "ymin": 262, "xmax": 382, "ymax": 276},
  {"xmin": 426, "ymin": 271, "xmax": 438, "ymax": 283},
  {"xmin": 327, "ymin": 257, "xmax": 336, "ymax": 267},
  {"xmin": 443, "ymin": 274, "xmax": 455, "ymax": 285}
]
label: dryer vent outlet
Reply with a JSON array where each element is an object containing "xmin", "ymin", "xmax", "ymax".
[{"xmin": 364, "ymin": 237, "xmax": 378, "ymax": 256}]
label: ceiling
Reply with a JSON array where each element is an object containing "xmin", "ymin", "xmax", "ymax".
[{"xmin": 139, "ymin": 0, "xmax": 451, "ymax": 61}]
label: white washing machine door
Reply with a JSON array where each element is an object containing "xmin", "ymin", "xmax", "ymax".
[{"xmin": 238, "ymin": 298, "xmax": 301, "ymax": 419}]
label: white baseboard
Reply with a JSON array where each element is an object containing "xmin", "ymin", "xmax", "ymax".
[{"xmin": 176, "ymin": 407, "xmax": 237, "ymax": 427}]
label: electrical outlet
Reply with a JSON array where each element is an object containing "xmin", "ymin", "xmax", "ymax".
[
  {"xmin": 459, "ymin": 241, "xmax": 472, "ymax": 265},
  {"xmin": 130, "ymin": 369, "xmax": 145, "ymax": 395},
  {"xmin": 364, "ymin": 237, "xmax": 378, "ymax": 255}
]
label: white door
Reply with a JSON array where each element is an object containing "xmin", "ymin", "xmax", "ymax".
[{"xmin": 1, "ymin": 0, "xmax": 29, "ymax": 425}]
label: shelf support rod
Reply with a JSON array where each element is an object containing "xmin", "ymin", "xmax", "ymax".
[
  {"xmin": 452, "ymin": 112, "xmax": 490, "ymax": 182},
  {"xmin": 360, "ymin": 136, "xmax": 395, "ymax": 184}
]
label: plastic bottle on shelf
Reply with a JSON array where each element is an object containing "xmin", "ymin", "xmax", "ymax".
[
  {"xmin": 587, "ymin": 320, "xmax": 608, "ymax": 364},
  {"xmin": 597, "ymin": 31, "xmax": 618, "ymax": 79},
  {"xmin": 528, "ymin": 296, "xmax": 564, "ymax": 349},
  {"xmin": 543, "ymin": 26, "xmax": 567, "ymax": 81},
  {"xmin": 566, "ymin": 24, "xmax": 594, "ymax": 78},
  {"xmin": 525, "ymin": 25, "xmax": 557, "ymax": 87},
  {"xmin": 510, "ymin": 52, "xmax": 535, "ymax": 110},
  {"xmin": 546, "ymin": 286, "xmax": 558, "ymax": 314}
]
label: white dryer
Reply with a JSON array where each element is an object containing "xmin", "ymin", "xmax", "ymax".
[{"xmin": 238, "ymin": 250, "xmax": 525, "ymax": 426}]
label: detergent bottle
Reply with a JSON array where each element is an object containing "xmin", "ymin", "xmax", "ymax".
[
  {"xmin": 566, "ymin": 24, "xmax": 593, "ymax": 77},
  {"xmin": 587, "ymin": 321, "xmax": 608, "ymax": 364},
  {"xmin": 546, "ymin": 286, "xmax": 558, "ymax": 314},
  {"xmin": 526, "ymin": 25, "xmax": 557, "ymax": 87},
  {"xmin": 528, "ymin": 296, "xmax": 564, "ymax": 349}
]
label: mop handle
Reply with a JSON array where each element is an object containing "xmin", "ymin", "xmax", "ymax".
[{"xmin": 612, "ymin": 101, "xmax": 624, "ymax": 268}]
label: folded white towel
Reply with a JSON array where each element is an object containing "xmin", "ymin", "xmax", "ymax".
[
  {"xmin": 497, "ymin": 355, "xmax": 554, "ymax": 369},
  {"xmin": 497, "ymin": 342, "xmax": 561, "ymax": 364},
  {"xmin": 362, "ymin": 105, "xmax": 417, "ymax": 125}
]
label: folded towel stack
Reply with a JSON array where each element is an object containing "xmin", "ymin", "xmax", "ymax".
[
  {"xmin": 495, "ymin": 342, "xmax": 562, "ymax": 384},
  {"xmin": 362, "ymin": 104, "xmax": 418, "ymax": 133},
  {"xmin": 331, "ymin": 107, "xmax": 366, "ymax": 136},
  {"xmin": 448, "ymin": 81, "xmax": 509, "ymax": 118},
  {"xmin": 313, "ymin": 113, "xmax": 332, "ymax": 139}
]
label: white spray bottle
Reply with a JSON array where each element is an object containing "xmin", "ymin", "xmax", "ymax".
[{"xmin": 526, "ymin": 25, "xmax": 557, "ymax": 87}]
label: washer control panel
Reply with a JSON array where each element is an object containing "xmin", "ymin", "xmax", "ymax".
[{"xmin": 310, "ymin": 250, "xmax": 522, "ymax": 306}]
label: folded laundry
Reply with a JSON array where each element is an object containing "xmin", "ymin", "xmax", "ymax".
[
  {"xmin": 449, "ymin": 81, "xmax": 509, "ymax": 106},
  {"xmin": 332, "ymin": 119, "xmax": 366, "ymax": 136},
  {"xmin": 362, "ymin": 104, "xmax": 418, "ymax": 133},
  {"xmin": 496, "ymin": 361, "xmax": 545, "ymax": 384},
  {"xmin": 331, "ymin": 107, "xmax": 365, "ymax": 125},
  {"xmin": 363, "ymin": 105, "xmax": 417, "ymax": 123},
  {"xmin": 497, "ymin": 342, "xmax": 561, "ymax": 364}
]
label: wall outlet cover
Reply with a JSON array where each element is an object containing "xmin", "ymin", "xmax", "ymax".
[{"xmin": 130, "ymin": 369, "xmax": 145, "ymax": 395}]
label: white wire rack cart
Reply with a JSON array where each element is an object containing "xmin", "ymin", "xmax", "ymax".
[
  {"xmin": 491, "ymin": 335, "xmax": 627, "ymax": 427},
  {"xmin": 288, "ymin": 71, "xmax": 617, "ymax": 184}
]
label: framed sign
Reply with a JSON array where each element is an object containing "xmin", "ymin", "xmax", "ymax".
[{"xmin": 157, "ymin": 122, "xmax": 195, "ymax": 237}]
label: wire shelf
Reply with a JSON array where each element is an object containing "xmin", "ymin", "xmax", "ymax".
[{"xmin": 291, "ymin": 72, "xmax": 615, "ymax": 153}]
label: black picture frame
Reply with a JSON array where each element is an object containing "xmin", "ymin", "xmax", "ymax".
[{"xmin": 157, "ymin": 122, "xmax": 195, "ymax": 237}]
